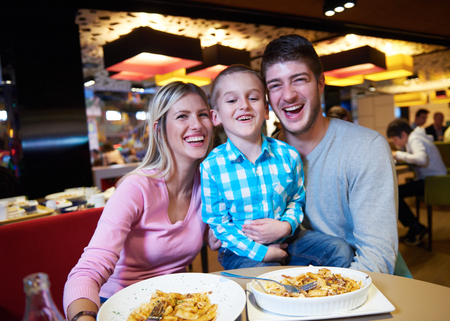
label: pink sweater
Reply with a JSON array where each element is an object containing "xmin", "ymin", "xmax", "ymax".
[{"xmin": 63, "ymin": 169, "xmax": 206, "ymax": 314}]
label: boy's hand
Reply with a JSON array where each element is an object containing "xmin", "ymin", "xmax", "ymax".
[
  {"xmin": 242, "ymin": 219, "xmax": 291, "ymax": 244},
  {"xmin": 205, "ymin": 226, "xmax": 222, "ymax": 251},
  {"xmin": 263, "ymin": 243, "xmax": 288, "ymax": 262}
]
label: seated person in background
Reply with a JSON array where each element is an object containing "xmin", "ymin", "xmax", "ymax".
[
  {"xmin": 261, "ymin": 34, "xmax": 398, "ymax": 273},
  {"xmin": 327, "ymin": 106, "xmax": 353, "ymax": 122},
  {"xmin": 411, "ymin": 109, "xmax": 429, "ymax": 129},
  {"xmin": 425, "ymin": 112, "xmax": 448, "ymax": 141},
  {"xmin": 101, "ymin": 141, "xmax": 125, "ymax": 165},
  {"xmin": 387, "ymin": 118, "xmax": 447, "ymax": 246},
  {"xmin": 63, "ymin": 82, "xmax": 220, "ymax": 321},
  {"xmin": 201, "ymin": 65, "xmax": 354, "ymax": 270}
]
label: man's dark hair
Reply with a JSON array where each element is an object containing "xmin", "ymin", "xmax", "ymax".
[
  {"xmin": 260, "ymin": 34, "xmax": 323, "ymax": 83},
  {"xmin": 415, "ymin": 109, "xmax": 429, "ymax": 118},
  {"xmin": 387, "ymin": 118, "xmax": 413, "ymax": 138}
]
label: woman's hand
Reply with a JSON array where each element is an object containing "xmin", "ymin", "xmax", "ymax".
[
  {"xmin": 205, "ymin": 226, "xmax": 222, "ymax": 251},
  {"xmin": 262, "ymin": 243, "xmax": 288, "ymax": 263},
  {"xmin": 242, "ymin": 219, "xmax": 291, "ymax": 244}
]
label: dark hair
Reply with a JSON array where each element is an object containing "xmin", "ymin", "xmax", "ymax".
[
  {"xmin": 387, "ymin": 118, "xmax": 413, "ymax": 138},
  {"xmin": 210, "ymin": 64, "xmax": 264, "ymax": 110},
  {"xmin": 415, "ymin": 109, "xmax": 429, "ymax": 117},
  {"xmin": 260, "ymin": 34, "xmax": 323, "ymax": 83},
  {"xmin": 327, "ymin": 106, "xmax": 352, "ymax": 122}
]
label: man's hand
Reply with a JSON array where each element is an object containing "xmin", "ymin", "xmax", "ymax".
[
  {"xmin": 242, "ymin": 219, "xmax": 291, "ymax": 244},
  {"xmin": 262, "ymin": 243, "xmax": 288, "ymax": 262},
  {"xmin": 205, "ymin": 226, "xmax": 222, "ymax": 251}
]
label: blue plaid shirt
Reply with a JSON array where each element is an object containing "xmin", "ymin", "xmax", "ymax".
[{"xmin": 201, "ymin": 135, "xmax": 305, "ymax": 262}]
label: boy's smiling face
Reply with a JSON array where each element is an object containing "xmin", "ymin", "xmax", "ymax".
[{"xmin": 211, "ymin": 72, "xmax": 269, "ymax": 144}]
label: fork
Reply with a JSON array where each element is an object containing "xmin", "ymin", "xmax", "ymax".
[
  {"xmin": 220, "ymin": 271, "xmax": 317, "ymax": 293},
  {"xmin": 145, "ymin": 301, "xmax": 165, "ymax": 320}
]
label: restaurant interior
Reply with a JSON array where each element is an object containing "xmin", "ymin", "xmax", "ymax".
[{"xmin": 1, "ymin": 0, "xmax": 450, "ymax": 320}]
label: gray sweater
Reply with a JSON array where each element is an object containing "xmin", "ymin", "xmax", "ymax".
[{"xmin": 301, "ymin": 119, "xmax": 398, "ymax": 273}]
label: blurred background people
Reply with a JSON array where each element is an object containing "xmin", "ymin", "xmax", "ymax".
[
  {"xmin": 411, "ymin": 109, "xmax": 429, "ymax": 129},
  {"xmin": 387, "ymin": 118, "xmax": 446, "ymax": 246},
  {"xmin": 425, "ymin": 112, "xmax": 448, "ymax": 141},
  {"xmin": 327, "ymin": 106, "xmax": 353, "ymax": 122},
  {"xmin": 101, "ymin": 142, "xmax": 125, "ymax": 165}
]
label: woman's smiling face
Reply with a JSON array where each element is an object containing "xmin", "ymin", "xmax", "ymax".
[{"xmin": 165, "ymin": 93, "xmax": 213, "ymax": 165}]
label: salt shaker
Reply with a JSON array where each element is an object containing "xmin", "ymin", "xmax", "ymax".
[{"xmin": 22, "ymin": 272, "xmax": 64, "ymax": 321}]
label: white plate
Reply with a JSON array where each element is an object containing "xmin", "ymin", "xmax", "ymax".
[
  {"xmin": 246, "ymin": 283, "xmax": 395, "ymax": 320},
  {"xmin": 45, "ymin": 190, "xmax": 84, "ymax": 201},
  {"xmin": 97, "ymin": 273, "xmax": 246, "ymax": 321}
]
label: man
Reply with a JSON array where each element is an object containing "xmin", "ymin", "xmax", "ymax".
[
  {"xmin": 411, "ymin": 109, "xmax": 429, "ymax": 129},
  {"xmin": 388, "ymin": 118, "xmax": 446, "ymax": 245},
  {"xmin": 425, "ymin": 112, "xmax": 448, "ymax": 141},
  {"xmin": 260, "ymin": 34, "xmax": 398, "ymax": 273}
]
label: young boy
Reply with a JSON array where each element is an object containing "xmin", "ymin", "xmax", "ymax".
[
  {"xmin": 387, "ymin": 118, "xmax": 446, "ymax": 245},
  {"xmin": 201, "ymin": 65, "xmax": 354, "ymax": 270}
]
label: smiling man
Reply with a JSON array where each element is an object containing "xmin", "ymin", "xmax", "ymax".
[{"xmin": 260, "ymin": 35, "xmax": 399, "ymax": 274}]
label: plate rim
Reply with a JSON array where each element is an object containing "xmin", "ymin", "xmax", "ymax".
[{"xmin": 98, "ymin": 272, "xmax": 246, "ymax": 321}]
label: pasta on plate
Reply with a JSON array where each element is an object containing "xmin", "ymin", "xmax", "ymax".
[
  {"xmin": 127, "ymin": 289, "xmax": 218, "ymax": 321},
  {"xmin": 265, "ymin": 268, "xmax": 363, "ymax": 298}
]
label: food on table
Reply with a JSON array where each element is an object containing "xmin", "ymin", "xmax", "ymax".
[
  {"xmin": 264, "ymin": 268, "xmax": 362, "ymax": 298},
  {"xmin": 127, "ymin": 289, "xmax": 218, "ymax": 321}
]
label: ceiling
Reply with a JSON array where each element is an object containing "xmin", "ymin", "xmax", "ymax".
[{"xmin": 77, "ymin": 0, "xmax": 450, "ymax": 94}]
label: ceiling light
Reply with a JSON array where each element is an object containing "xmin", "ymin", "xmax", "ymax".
[
  {"xmin": 394, "ymin": 92, "xmax": 428, "ymax": 107},
  {"xmin": 186, "ymin": 44, "xmax": 251, "ymax": 79},
  {"xmin": 136, "ymin": 111, "xmax": 147, "ymax": 120},
  {"xmin": 364, "ymin": 54, "xmax": 414, "ymax": 81},
  {"xmin": 344, "ymin": 1, "xmax": 356, "ymax": 8},
  {"xmin": 106, "ymin": 110, "xmax": 122, "ymax": 121},
  {"xmin": 323, "ymin": 0, "xmax": 357, "ymax": 16},
  {"xmin": 154, "ymin": 68, "xmax": 211, "ymax": 87},
  {"xmin": 321, "ymin": 46, "xmax": 386, "ymax": 79},
  {"xmin": 103, "ymin": 27, "xmax": 203, "ymax": 80}
]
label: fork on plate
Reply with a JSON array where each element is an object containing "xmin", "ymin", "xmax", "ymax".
[{"xmin": 145, "ymin": 300, "xmax": 165, "ymax": 320}]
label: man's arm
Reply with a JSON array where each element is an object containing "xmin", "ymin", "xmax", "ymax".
[{"xmin": 348, "ymin": 135, "xmax": 398, "ymax": 273}]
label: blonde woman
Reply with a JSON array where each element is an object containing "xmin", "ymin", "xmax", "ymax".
[{"xmin": 63, "ymin": 82, "xmax": 218, "ymax": 321}]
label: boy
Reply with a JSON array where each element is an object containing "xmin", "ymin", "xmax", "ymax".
[
  {"xmin": 387, "ymin": 118, "xmax": 446, "ymax": 245},
  {"xmin": 201, "ymin": 65, "xmax": 353, "ymax": 270}
]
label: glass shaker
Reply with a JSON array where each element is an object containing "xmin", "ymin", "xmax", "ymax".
[{"xmin": 22, "ymin": 272, "xmax": 65, "ymax": 321}]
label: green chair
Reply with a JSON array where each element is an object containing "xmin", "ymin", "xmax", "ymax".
[
  {"xmin": 423, "ymin": 174, "xmax": 450, "ymax": 251},
  {"xmin": 434, "ymin": 142, "xmax": 450, "ymax": 174},
  {"xmin": 394, "ymin": 252, "xmax": 413, "ymax": 278}
]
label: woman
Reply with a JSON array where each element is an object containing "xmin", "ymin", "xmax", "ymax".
[{"xmin": 63, "ymin": 82, "xmax": 217, "ymax": 321}]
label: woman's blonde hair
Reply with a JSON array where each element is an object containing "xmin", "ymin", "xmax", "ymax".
[{"xmin": 119, "ymin": 81, "xmax": 210, "ymax": 183}]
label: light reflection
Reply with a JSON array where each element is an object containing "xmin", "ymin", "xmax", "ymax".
[{"xmin": 22, "ymin": 136, "xmax": 89, "ymax": 149}]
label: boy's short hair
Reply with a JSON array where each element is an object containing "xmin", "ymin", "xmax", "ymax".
[
  {"xmin": 210, "ymin": 64, "xmax": 265, "ymax": 110},
  {"xmin": 260, "ymin": 34, "xmax": 323, "ymax": 84},
  {"xmin": 387, "ymin": 118, "xmax": 413, "ymax": 138}
]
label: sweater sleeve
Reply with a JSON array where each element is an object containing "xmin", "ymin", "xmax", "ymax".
[
  {"xmin": 348, "ymin": 135, "xmax": 398, "ymax": 274},
  {"xmin": 63, "ymin": 177, "xmax": 145, "ymax": 315}
]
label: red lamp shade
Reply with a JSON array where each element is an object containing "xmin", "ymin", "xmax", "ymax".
[
  {"xmin": 321, "ymin": 46, "xmax": 386, "ymax": 79},
  {"xmin": 186, "ymin": 44, "xmax": 251, "ymax": 79},
  {"xmin": 103, "ymin": 27, "xmax": 203, "ymax": 80}
]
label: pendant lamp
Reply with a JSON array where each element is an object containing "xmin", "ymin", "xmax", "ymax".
[{"xmin": 103, "ymin": 27, "xmax": 203, "ymax": 80}]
